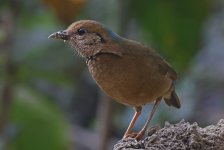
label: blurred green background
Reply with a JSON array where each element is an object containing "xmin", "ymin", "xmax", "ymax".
[{"xmin": 1, "ymin": 0, "xmax": 224, "ymax": 149}]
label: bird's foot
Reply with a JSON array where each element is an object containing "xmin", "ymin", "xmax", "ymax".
[
  {"xmin": 123, "ymin": 132, "xmax": 139, "ymax": 139},
  {"xmin": 123, "ymin": 132, "xmax": 145, "ymax": 141},
  {"xmin": 135, "ymin": 131, "xmax": 145, "ymax": 141}
]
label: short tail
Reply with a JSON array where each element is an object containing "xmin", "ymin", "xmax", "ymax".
[{"xmin": 164, "ymin": 90, "xmax": 181, "ymax": 108}]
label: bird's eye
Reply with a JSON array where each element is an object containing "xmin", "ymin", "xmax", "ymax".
[{"xmin": 77, "ymin": 28, "xmax": 87, "ymax": 36}]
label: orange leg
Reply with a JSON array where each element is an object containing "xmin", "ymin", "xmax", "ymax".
[
  {"xmin": 135, "ymin": 98, "xmax": 162, "ymax": 140},
  {"xmin": 123, "ymin": 106, "xmax": 142, "ymax": 139}
]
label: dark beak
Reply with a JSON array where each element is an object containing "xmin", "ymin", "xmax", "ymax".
[{"xmin": 48, "ymin": 30, "xmax": 70, "ymax": 41}]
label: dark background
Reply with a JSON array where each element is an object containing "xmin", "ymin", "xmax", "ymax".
[{"xmin": 1, "ymin": 0, "xmax": 224, "ymax": 149}]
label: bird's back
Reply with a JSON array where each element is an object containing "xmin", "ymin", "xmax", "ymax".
[{"xmin": 120, "ymin": 38, "xmax": 177, "ymax": 80}]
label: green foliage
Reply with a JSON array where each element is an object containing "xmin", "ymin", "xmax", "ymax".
[
  {"xmin": 0, "ymin": 0, "xmax": 214, "ymax": 148},
  {"xmin": 7, "ymin": 87, "xmax": 69, "ymax": 150},
  {"xmin": 130, "ymin": 0, "xmax": 211, "ymax": 72},
  {"xmin": 0, "ymin": 2, "xmax": 76, "ymax": 149}
]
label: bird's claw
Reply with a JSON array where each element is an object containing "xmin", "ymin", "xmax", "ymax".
[
  {"xmin": 123, "ymin": 132, "xmax": 139, "ymax": 139},
  {"xmin": 123, "ymin": 132, "xmax": 144, "ymax": 141}
]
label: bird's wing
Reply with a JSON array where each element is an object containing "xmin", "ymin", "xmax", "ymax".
[
  {"xmin": 156, "ymin": 57, "xmax": 177, "ymax": 80},
  {"xmin": 121, "ymin": 39, "xmax": 177, "ymax": 80}
]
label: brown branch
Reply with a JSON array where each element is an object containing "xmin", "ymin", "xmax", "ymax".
[
  {"xmin": 96, "ymin": 92, "xmax": 113, "ymax": 150},
  {"xmin": 0, "ymin": 0, "xmax": 18, "ymax": 135}
]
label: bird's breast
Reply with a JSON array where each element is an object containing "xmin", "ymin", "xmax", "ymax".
[{"xmin": 87, "ymin": 53, "xmax": 172, "ymax": 106}]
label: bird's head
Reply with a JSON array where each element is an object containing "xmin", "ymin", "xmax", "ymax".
[{"xmin": 49, "ymin": 20, "xmax": 123, "ymax": 58}]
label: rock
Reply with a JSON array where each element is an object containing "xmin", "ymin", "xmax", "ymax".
[{"xmin": 114, "ymin": 119, "xmax": 224, "ymax": 150}]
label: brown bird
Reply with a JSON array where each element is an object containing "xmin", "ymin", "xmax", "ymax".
[{"xmin": 49, "ymin": 20, "xmax": 181, "ymax": 140}]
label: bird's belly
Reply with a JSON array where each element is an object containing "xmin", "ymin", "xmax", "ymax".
[{"xmin": 88, "ymin": 55, "xmax": 172, "ymax": 106}]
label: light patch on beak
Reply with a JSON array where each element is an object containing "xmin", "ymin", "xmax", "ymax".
[{"xmin": 48, "ymin": 30, "xmax": 70, "ymax": 41}]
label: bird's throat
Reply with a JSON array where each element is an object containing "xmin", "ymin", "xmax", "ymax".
[{"xmin": 85, "ymin": 52, "xmax": 120, "ymax": 64}]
